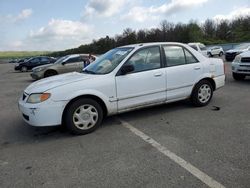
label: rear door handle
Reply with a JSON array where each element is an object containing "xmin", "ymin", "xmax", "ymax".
[
  {"xmin": 194, "ymin": 67, "xmax": 201, "ymax": 70},
  {"xmin": 154, "ymin": 72, "xmax": 163, "ymax": 77}
]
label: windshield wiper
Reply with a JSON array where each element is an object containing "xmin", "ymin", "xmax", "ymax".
[{"xmin": 82, "ymin": 69, "xmax": 96, "ymax": 74}]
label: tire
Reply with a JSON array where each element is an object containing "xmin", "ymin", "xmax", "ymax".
[
  {"xmin": 208, "ymin": 52, "xmax": 213, "ymax": 57},
  {"xmin": 21, "ymin": 66, "xmax": 28, "ymax": 72},
  {"xmin": 219, "ymin": 52, "xmax": 223, "ymax": 57},
  {"xmin": 232, "ymin": 73, "xmax": 245, "ymax": 81},
  {"xmin": 44, "ymin": 70, "xmax": 57, "ymax": 78},
  {"xmin": 191, "ymin": 80, "xmax": 213, "ymax": 107},
  {"xmin": 64, "ymin": 98, "xmax": 103, "ymax": 135}
]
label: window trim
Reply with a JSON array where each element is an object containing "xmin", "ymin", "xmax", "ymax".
[
  {"xmin": 116, "ymin": 45, "xmax": 163, "ymax": 76},
  {"xmin": 161, "ymin": 44, "xmax": 199, "ymax": 68}
]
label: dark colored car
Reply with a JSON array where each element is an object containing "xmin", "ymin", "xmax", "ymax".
[
  {"xmin": 15, "ymin": 56, "xmax": 56, "ymax": 72},
  {"xmin": 225, "ymin": 43, "xmax": 250, "ymax": 61}
]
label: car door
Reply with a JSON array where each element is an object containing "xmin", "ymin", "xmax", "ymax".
[
  {"xmin": 28, "ymin": 57, "xmax": 40, "ymax": 69},
  {"xmin": 59, "ymin": 56, "xmax": 81, "ymax": 73},
  {"xmin": 40, "ymin": 57, "xmax": 50, "ymax": 65},
  {"xmin": 163, "ymin": 45, "xmax": 203, "ymax": 101},
  {"xmin": 115, "ymin": 46, "xmax": 166, "ymax": 111}
]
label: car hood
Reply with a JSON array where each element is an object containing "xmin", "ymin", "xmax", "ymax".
[
  {"xmin": 226, "ymin": 49, "xmax": 245, "ymax": 53},
  {"xmin": 239, "ymin": 51, "xmax": 250, "ymax": 58},
  {"xmin": 25, "ymin": 72, "xmax": 92, "ymax": 94},
  {"xmin": 33, "ymin": 63, "xmax": 54, "ymax": 70}
]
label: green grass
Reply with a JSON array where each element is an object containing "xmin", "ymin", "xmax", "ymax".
[{"xmin": 0, "ymin": 51, "xmax": 52, "ymax": 60}]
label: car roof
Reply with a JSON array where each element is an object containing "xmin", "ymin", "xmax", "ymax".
[
  {"xmin": 119, "ymin": 42, "xmax": 191, "ymax": 49},
  {"xmin": 188, "ymin": 42, "xmax": 204, "ymax": 45}
]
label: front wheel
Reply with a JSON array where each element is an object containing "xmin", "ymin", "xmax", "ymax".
[
  {"xmin": 21, "ymin": 66, "xmax": 28, "ymax": 72},
  {"xmin": 64, "ymin": 98, "xmax": 103, "ymax": 135},
  {"xmin": 232, "ymin": 73, "xmax": 245, "ymax": 81},
  {"xmin": 219, "ymin": 52, "xmax": 223, "ymax": 57},
  {"xmin": 191, "ymin": 80, "xmax": 213, "ymax": 107}
]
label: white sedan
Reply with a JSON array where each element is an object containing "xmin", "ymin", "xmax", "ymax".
[{"xmin": 19, "ymin": 42, "xmax": 225, "ymax": 135}]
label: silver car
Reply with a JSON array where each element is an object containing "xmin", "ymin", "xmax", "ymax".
[{"xmin": 31, "ymin": 54, "xmax": 96, "ymax": 80}]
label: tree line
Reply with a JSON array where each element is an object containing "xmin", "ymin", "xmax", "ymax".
[{"xmin": 50, "ymin": 16, "xmax": 250, "ymax": 57}]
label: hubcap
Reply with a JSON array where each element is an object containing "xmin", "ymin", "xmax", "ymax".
[
  {"xmin": 198, "ymin": 84, "xmax": 211, "ymax": 103},
  {"xmin": 73, "ymin": 104, "xmax": 98, "ymax": 130}
]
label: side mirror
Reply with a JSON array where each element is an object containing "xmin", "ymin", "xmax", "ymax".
[{"xmin": 120, "ymin": 64, "xmax": 134, "ymax": 75}]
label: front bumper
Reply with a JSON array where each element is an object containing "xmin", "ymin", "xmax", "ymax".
[
  {"xmin": 232, "ymin": 62, "xmax": 250, "ymax": 75},
  {"xmin": 14, "ymin": 66, "xmax": 21, "ymax": 71},
  {"xmin": 30, "ymin": 72, "xmax": 43, "ymax": 80},
  {"xmin": 18, "ymin": 97, "xmax": 68, "ymax": 127}
]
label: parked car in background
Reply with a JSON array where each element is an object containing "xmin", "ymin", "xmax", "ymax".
[
  {"xmin": 207, "ymin": 46, "xmax": 224, "ymax": 57},
  {"xmin": 225, "ymin": 43, "xmax": 250, "ymax": 61},
  {"xmin": 9, "ymin": 59, "xmax": 19, "ymax": 63},
  {"xmin": 31, "ymin": 54, "xmax": 96, "ymax": 80},
  {"xmin": 16, "ymin": 57, "xmax": 30, "ymax": 64},
  {"xmin": 188, "ymin": 43, "xmax": 208, "ymax": 57},
  {"xmin": 19, "ymin": 42, "xmax": 225, "ymax": 135},
  {"xmin": 231, "ymin": 51, "xmax": 250, "ymax": 80},
  {"xmin": 15, "ymin": 56, "xmax": 56, "ymax": 72}
]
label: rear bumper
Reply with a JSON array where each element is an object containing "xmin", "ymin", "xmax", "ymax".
[{"xmin": 213, "ymin": 75, "xmax": 225, "ymax": 90}]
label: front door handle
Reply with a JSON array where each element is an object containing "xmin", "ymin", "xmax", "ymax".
[
  {"xmin": 154, "ymin": 72, "xmax": 163, "ymax": 77},
  {"xmin": 194, "ymin": 67, "xmax": 201, "ymax": 70}
]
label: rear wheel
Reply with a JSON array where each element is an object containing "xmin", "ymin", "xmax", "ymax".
[
  {"xmin": 233, "ymin": 73, "xmax": 245, "ymax": 81},
  {"xmin": 44, "ymin": 70, "xmax": 57, "ymax": 78},
  {"xmin": 191, "ymin": 80, "xmax": 213, "ymax": 107},
  {"xmin": 21, "ymin": 66, "xmax": 27, "ymax": 72},
  {"xmin": 64, "ymin": 98, "xmax": 103, "ymax": 135}
]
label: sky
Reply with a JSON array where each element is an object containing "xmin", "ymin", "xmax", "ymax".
[{"xmin": 0, "ymin": 0, "xmax": 249, "ymax": 51}]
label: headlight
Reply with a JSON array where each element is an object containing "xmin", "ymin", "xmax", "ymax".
[
  {"xmin": 233, "ymin": 55, "xmax": 241, "ymax": 63},
  {"xmin": 27, "ymin": 93, "xmax": 51, "ymax": 103}
]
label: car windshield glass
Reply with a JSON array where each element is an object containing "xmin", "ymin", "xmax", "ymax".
[
  {"xmin": 189, "ymin": 45, "xmax": 198, "ymax": 51},
  {"xmin": 234, "ymin": 43, "xmax": 250, "ymax": 50},
  {"xmin": 54, "ymin": 55, "xmax": 70, "ymax": 64},
  {"xmin": 199, "ymin": 44, "xmax": 207, "ymax": 51},
  {"xmin": 83, "ymin": 47, "xmax": 133, "ymax": 74}
]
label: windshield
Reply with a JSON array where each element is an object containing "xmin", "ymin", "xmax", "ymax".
[
  {"xmin": 83, "ymin": 47, "xmax": 133, "ymax": 74},
  {"xmin": 189, "ymin": 45, "xmax": 198, "ymax": 51},
  {"xmin": 234, "ymin": 43, "xmax": 250, "ymax": 50},
  {"xmin": 199, "ymin": 44, "xmax": 207, "ymax": 51},
  {"xmin": 54, "ymin": 55, "xmax": 70, "ymax": 64}
]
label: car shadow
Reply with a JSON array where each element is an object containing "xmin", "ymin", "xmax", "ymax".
[{"xmin": 1, "ymin": 99, "xmax": 213, "ymax": 146}]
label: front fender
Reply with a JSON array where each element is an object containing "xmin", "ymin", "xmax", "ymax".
[{"xmin": 52, "ymin": 89, "xmax": 117, "ymax": 115}]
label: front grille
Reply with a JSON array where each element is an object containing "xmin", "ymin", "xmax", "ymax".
[
  {"xmin": 241, "ymin": 57, "xmax": 250, "ymax": 63},
  {"xmin": 238, "ymin": 69, "xmax": 250, "ymax": 72}
]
